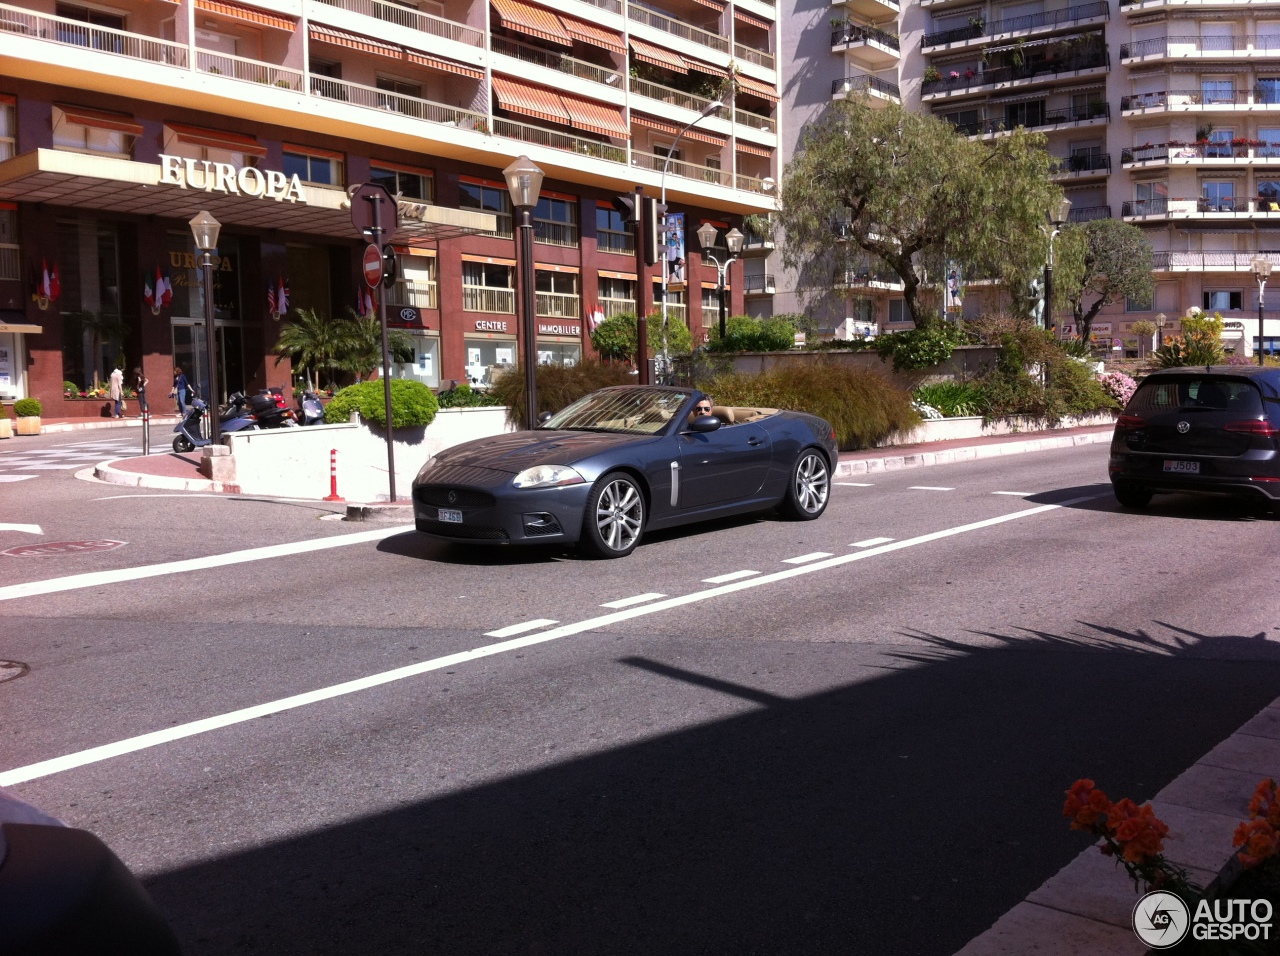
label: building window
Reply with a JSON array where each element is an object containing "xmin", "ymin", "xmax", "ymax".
[
  {"xmin": 1125, "ymin": 291, "xmax": 1155, "ymax": 312},
  {"xmin": 1201, "ymin": 180, "xmax": 1235, "ymax": 212},
  {"xmin": 888, "ymin": 299, "xmax": 909, "ymax": 324},
  {"xmin": 535, "ymin": 270, "xmax": 579, "ymax": 318},
  {"xmin": 534, "ymin": 196, "xmax": 578, "ymax": 248},
  {"xmin": 652, "ymin": 280, "xmax": 686, "ymax": 325},
  {"xmin": 0, "ymin": 99, "xmax": 13, "ymax": 162},
  {"xmin": 163, "ymin": 126, "xmax": 258, "ymax": 168},
  {"xmin": 54, "ymin": 2, "xmax": 125, "ymax": 50},
  {"xmin": 1070, "ymin": 91, "xmax": 1106, "ymax": 120},
  {"xmin": 598, "ymin": 275, "xmax": 635, "ymax": 316},
  {"xmin": 370, "ymin": 164, "xmax": 433, "ymax": 203},
  {"xmin": 462, "ymin": 261, "xmax": 515, "ymax": 313},
  {"xmin": 1203, "ymin": 290, "xmax": 1242, "ymax": 311},
  {"xmin": 52, "ymin": 107, "xmax": 133, "ymax": 159},
  {"xmin": 1205, "ymin": 128, "xmax": 1233, "ymax": 159},
  {"xmin": 0, "ymin": 206, "xmax": 18, "ymax": 281},
  {"xmin": 459, "ymin": 181, "xmax": 513, "ymax": 239},
  {"xmin": 388, "ymin": 253, "xmax": 437, "ymax": 310},
  {"xmin": 596, "ymin": 207, "xmax": 633, "ymax": 255},
  {"xmin": 1260, "ymin": 78, "xmax": 1280, "ymax": 106},
  {"xmin": 283, "ymin": 147, "xmax": 343, "ymax": 186},
  {"xmin": 1202, "ymin": 78, "xmax": 1235, "ymax": 105},
  {"xmin": 1259, "ymin": 180, "xmax": 1280, "ymax": 211},
  {"xmin": 376, "ymin": 76, "xmax": 423, "ymax": 117},
  {"xmin": 1005, "ymin": 100, "xmax": 1046, "ymax": 128},
  {"xmin": 391, "ymin": 331, "xmax": 440, "ymax": 389}
]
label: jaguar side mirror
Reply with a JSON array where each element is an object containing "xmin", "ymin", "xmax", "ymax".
[
  {"xmin": 689, "ymin": 415, "xmax": 722, "ymax": 433},
  {"xmin": 537, "ymin": 411, "xmax": 553, "ymax": 424}
]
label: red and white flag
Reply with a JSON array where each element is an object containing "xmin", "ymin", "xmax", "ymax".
[
  {"xmin": 39, "ymin": 259, "xmax": 52, "ymax": 300},
  {"xmin": 49, "ymin": 261, "xmax": 60, "ymax": 302},
  {"xmin": 158, "ymin": 267, "xmax": 172, "ymax": 307},
  {"xmin": 276, "ymin": 276, "xmax": 289, "ymax": 316}
]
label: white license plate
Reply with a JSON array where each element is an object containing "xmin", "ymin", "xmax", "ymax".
[
  {"xmin": 1163, "ymin": 460, "xmax": 1200, "ymax": 474},
  {"xmin": 437, "ymin": 508, "xmax": 463, "ymax": 523}
]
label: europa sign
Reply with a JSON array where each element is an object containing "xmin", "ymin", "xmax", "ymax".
[{"xmin": 159, "ymin": 155, "xmax": 307, "ymax": 204}]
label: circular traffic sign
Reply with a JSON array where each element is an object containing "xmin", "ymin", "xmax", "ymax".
[{"xmin": 362, "ymin": 243, "xmax": 383, "ymax": 289}]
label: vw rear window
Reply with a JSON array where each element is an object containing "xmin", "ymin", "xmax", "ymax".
[{"xmin": 1126, "ymin": 377, "xmax": 1263, "ymax": 415}]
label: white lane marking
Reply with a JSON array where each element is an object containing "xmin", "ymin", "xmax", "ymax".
[
  {"xmin": 851, "ymin": 537, "xmax": 894, "ymax": 548},
  {"xmin": 0, "ymin": 526, "xmax": 415, "ymax": 603},
  {"xmin": 0, "ymin": 523, "xmax": 42, "ymax": 535},
  {"xmin": 0, "ymin": 495, "xmax": 1105, "ymax": 786},
  {"xmin": 94, "ymin": 493, "xmax": 226, "ymax": 500},
  {"xmin": 702, "ymin": 569, "xmax": 759, "ymax": 584},
  {"xmin": 484, "ymin": 619, "xmax": 558, "ymax": 638},
  {"xmin": 0, "ymin": 475, "xmax": 37, "ymax": 482},
  {"xmin": 835, "ymin": 482, "xmax": 874, "ymax": 487},
  {"xmin": 601, "ymin": 593, "xmax": 666, "ymax": 609},
  {"xmin": 783, "ymin": 552, "xmax": 834, "ymax": 564},
  {"xmin": 909, "ymin": 486, "xmax": 954, "ymax": 491},
  {"xmin": 993, "ymin": 491, "xmax": 1034, "ymax": 497}
]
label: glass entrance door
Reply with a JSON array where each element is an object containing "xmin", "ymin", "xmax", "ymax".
[{"xmin": 172, "ymin": 322, "xmax": 244, "ymax": 405}]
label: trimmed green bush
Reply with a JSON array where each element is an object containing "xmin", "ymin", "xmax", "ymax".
[
  {"xmin": 913, "ymin": 380, "xmax": 987, "ymax": 417},
  {"xmin": 704, "ymin": 315, "xmax": 797, "ymax": 353},
  {"xmin": 589, "ymin": 311, "xmax": 692, "ymax": 362},
  {"xmin": 14, "ymin": 398, "xmax": 41, "ymax": 417},
  {"xmin": 491, "ymin": 360, "xmax": 634, "ymax": 427},
  {"xmin": 323, "ymin": 379, "xmax": 438, "ymax": 428},
  {"xmin": 697, "ymin": 361, "xmax": 919, "ymax": 450},
  {"xmin": 435, "ymin": 382, "xmax": 500, "ymax": 409},
  {"xmin": 874, "ymin": 323, "xmax": 968, "ymax": 372}
]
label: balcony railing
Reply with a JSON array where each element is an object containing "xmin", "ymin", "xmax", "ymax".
[
  {"xmin": 831, "ymin": 73, "xmax": 901, "ymax": 98},
  {"xmin": 1121, "ymin": 197, "xmax": 1280, "ymax": 216},
  {"xmin": 0, "ymin": 3, "xmax": 188, "ymax": 66},
  {"xmin": 534, "ymin": 220, "xmax": 579, "ymax": 247},
  {"xmin": 1152, "ymin": 251, "xmax": 1280, "ymax": 271},
  {"xmin": 387, "ymin": 280, "xmax": 439, "ymax": 310},
  {"xmin": 735, "ymin": 108, "xmax": 775, "ymax": 131},
  {"xmin": 1121, "ymin": 35, "xmax": 1280, "ymax": 58},
  {"xmin": 310, "ymin": 76, "xmax": 484, "ymax": 128},
  {"xmin": 491, "ymin": 117, "xmax": 627, "ymax": 165},
  {"xmin": 1068, "ymin": 204, "xmax": 1112, "ymax": 222},
  {"xmin": 659, "ymin": 302, "xmax": 688, "ymax": 323},
  {"xmin": 922, "ymin": 51, "xmax": 1108, "ymax": 96},
  {"xmin": 536, "ymin": 291, "xmax": 581, "ymax": 318},
  {"xmin": 598, "ymin": 230, "xmax": 635, "ymax": 255},
  {"xmin": 627, "ymin": 5, "xmax": 730, "ymax": 54},
  {"xmin": 633, "ymin": 151, "xmax": 733, "ymax": 187},
  {"xmin": 1049, "ymin": 151, "xmax": 1112, "ymax": 175},
  {"xmin": 491, "ymin": 35, "xmax": 620, "ymax": 86},
  {"xmin": 630, "ymin": 76, "xmax": 717, "ymax": 114},
  {"xmin": 743, "ymin": 274, "xmax": 776, "ymax": 294},
  {"xmin": 599, "ymin": 296, "xmax": 636, "ymax": 317},
  {"xmin": 312, "ymin": 0, "xmax": 483, "ymax": 46},
  {"xmin": 923, "ymin": 1, "xmax": 1109, "ymax": 47},
  {"xmin": 831, "ymin": 22, "xmax": 900, "ymax": 50},
  {"xmin": 953, "ymin": 103, "xmax": 1109, "ymax": 135},
  {"xmin": 463, "ymin": 286, "xmax": 516, "ymax": 313},
  {"xmin": 1122, "ymin": 141, "xmax": 1280, "ymax": 163},
  {"xmin": 197, "ymin": 50, "xmax": 303, "ymax": 90},
  {"xmin": 835, "ymin": 268, "xmax": 903, "ymax": 287},
  {"xmin": 734, "ymin": 43, "xmax": 775, "ymax": 70},
  {"xmin": 1121, "ymin": 89, "xmax": 1277, "ymax": 110},
  {"xmin": 573, "ymin": 0, "xmax": 622, "ymax": 14},
  {"xmin": 1121, "ymin": 198, "xmax": 1169, "ymax": 216}
]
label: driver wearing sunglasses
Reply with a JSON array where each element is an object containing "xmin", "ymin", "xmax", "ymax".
[{"xmin": 688, "ymin": 397, "xmax": 713, "ymax": 424}]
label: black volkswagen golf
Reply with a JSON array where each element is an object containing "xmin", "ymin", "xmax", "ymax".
[{"xmin": 1109, "ymin": 366, "xmax": 1280, "ymax": 514}]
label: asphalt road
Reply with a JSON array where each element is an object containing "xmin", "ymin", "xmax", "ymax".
[{"xmin": 2, "ymin": 434, "xmax": 1280, "ymax": 956}]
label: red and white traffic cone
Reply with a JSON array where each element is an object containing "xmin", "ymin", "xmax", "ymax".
[{"xmin": 323, "ymin": 448, "xmax": 344, "ymax": 502}]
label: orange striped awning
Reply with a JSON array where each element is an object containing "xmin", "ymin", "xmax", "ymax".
[
  {"xmin": 630, "ymin": 37, "xmax": 687, "ymax": 73},
  {"xmin": 561, "ymin": 93, "xmax": 629, "ymax": 139},
  {"xmin": 491, "ymin": 0, "xmax": 571, "ymax": 46},
  {"xmin": 196, "ymin": 0, "xmax": 294, "ymax": 31},
  {"xmin": 735, "ymin": 140, "xmax": 773, "ymax": 158},
  {"xmin": 57, "ymin": 105, "xmax": 144, "ymax": 136},
  {"xmin": 685, "ymin": 57, "xmax": 729, "ymax": 78},
  {"xmin": 165, "ymin": 122, "xmax": 267, "ymax": 156},
  {"xmin": 309, "ymin": 24, "xmax": 401, "ymax": 59},
  {"xmin": 733, "ymin": 74, "xmax": 778, "ymax": 103},
  {"xmin": 560, "ymin": 14, "xmax": 625, "ymax": 55},
  {"xmin": 692, "ymin": 0, "xmax": 725, "ymax": 9},
  {"xmin": 733, "ymin": 8, "xmax": 771, "ymax": 32},
  {"xmin": 632, "ymin": 113, "xmax": 726, "ymax": 146},
  {"xmin": 405, "ymin": 50, "xmax": 484, "ymax": 80},
  {"xmin": 492, "ymin": 76, "xmax": 571, "ymax": 125}
]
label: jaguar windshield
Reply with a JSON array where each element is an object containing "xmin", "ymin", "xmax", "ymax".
[{"xmin": 541, "ymin": 388, "xmax": 692, "ymax": 435}]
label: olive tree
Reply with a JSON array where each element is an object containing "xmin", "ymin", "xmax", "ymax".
[
  {"xmin": 1051, "ymin": 218, "xmax": 1156, "ymax": 343},
  {"xmin": 777, "ymin": 98, "xmax": 1062, "ymax": 329}
]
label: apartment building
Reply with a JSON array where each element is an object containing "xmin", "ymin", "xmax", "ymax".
[
  {"xmin": 777, "ymin": 0, "xmax": 1280, "ymax": 354},
  {"xmin": 0, "ymin": 0, "xmax": 778, "ymax": 412}
]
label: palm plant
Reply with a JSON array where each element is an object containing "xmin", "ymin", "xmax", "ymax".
[
  {"xmin": 71, "ymin": 311, "xmax": 127, "ymax": 388},
  {"xmin": 273, "ymin": 307, "xmax": 345, "ymax": 390},
  {"xmin": 336, "ymin": 310, "xmax": 415, "ymax": 381}
]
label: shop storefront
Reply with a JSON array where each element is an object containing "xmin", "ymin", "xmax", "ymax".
[
  {"xmin": 536, "ymin": 321, "xmax": 582, "ymax": 365},
  {"xmin": 465, "ymin": 318, "xmax": 517, "ymax": 387},
  {"xmin": 0, "ymin": 315, "xmax": 37, "ymax": 400}
]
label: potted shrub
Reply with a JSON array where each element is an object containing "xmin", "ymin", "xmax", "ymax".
[{"xmin": 13, "ymin": 397, "xmax": 41, "ymax": 435}]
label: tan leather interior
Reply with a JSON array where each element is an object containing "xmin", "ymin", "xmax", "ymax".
[{"xmin": 710, "ymin": 405, "xmax": 735, "ymax": 424}]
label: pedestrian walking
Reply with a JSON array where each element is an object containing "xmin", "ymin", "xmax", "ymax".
[
  {"xmin": 133, "ymin": 366, "xmax": 148, "ymax": 415},
  {"xmin": 109, "ymin": 363, "xmax": 125, "ymax": 418},
  {"xmin": 171, "ymin": 366, "xmax": 190, "ymax": 416}
]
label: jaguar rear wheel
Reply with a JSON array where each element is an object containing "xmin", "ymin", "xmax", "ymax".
[
  {"xmin": 580, "ymin": 472, "xmax": 645, "ymax": 558},
  {"xmin": 780, "ymin": 449, "xmax": 830, "ymax": 520}
]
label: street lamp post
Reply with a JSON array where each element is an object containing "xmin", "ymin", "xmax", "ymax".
[
  {"xmin": 1253, "ymin": 255, "xmax": 1273, "ymax": 366},
  {"xmin": 189, "ymin": 211, "xmax": 222, "ymax": 444},
  {"xmin": 1156, "ymin": 312, "xmax": 1167, "ymax": 349},
  {"xmin": 504, "ymin": 156, "xmax": 545, "ymax": 430},
  {"xmin": 1040, "ymin": 197, "xmax": 1071, "ymax": 332},
  {"xmin": 659, "ymin": 100, "xmax": 724, "ymax": 381},
  {"xmin": 696, "ymin": 222, "xmax": 744, "ymax": 341}
]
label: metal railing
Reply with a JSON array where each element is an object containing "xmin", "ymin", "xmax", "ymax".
[
  {"xmin": 574, "ymin": 0, "xmax": 622, "ymax": 14},
  {"xmin": 922, "ymin": 51, "xmax": 1108, "ymax": 96},
  {"xmin": 599, "ymin": 297, "xmax": 636, "ymax": 317},
  {"xmin": 598, "ymin": 231, "xmax": 635, "ymax": 255},
  {"xmin": 735, "ymin": 108, "xmax": 775, "ymax": 130},
  {"xmin": 311, "ymin": 0, "xmax": 483, "ymax": 46},
  {"xmin": 835, "ymin": 268, "xmax": 903, "ymax": 287},
  {"xmin": 1049, "ymin": 151, "xmax": 1112, "ymax": 174},
  {"xmin": 743, "ymin": 274, "xmax": 775, "ymax": 294},
  {"xmin": 1121, "ymin": 35, "xmax": 1280, "ymax": 58},
  {"xmin": 1122, "ymin": 141, "xmax": 1280, "ymax": 163},
  {"xmin": 462, "ymin": 286, "xmax": 516, "ymax": 314},
  {"xmin": 627, "ymin": 4, "xmax": 730, "ymax": 54},
  {"xmin": 1121, "ymin": 198, "xmax": 1169, "ymax": 216},
  {"xmin": 831, "ymin": 22, "xmax": 900, "ymax": 50},
  {"xmin": 953, "ymin": 103, "xmax": 1109, "ymax": 135},
  {"xmin": 630, "ymin": 76, "xmax": 717, "ymax": 114},
  {"xmin": 309, "ymin": 76, "xmax": 484, "ymax": 128},
  {"xmin": 831, "ymin": 73, "xmax": 901, "ymax": 98},
  {"xmin": 734, "ymin": 43, "xmax": 774, "ymax": 70},
  {"xmin": 387, "ymin": 281, "xmax": 438, "ymax": 310},
  {"xmin": 0, "ymin": 3, "xmax": 188, "ymax": 66},
  {"xmin": 923, "ymin": 1, "xmax": 1109, "ymax": 47},
  {"xmin": 490, "ymin": 35, "xmax": 620, "ymax": 86},
  {"xmin": 197, "ymin": 50, "xmax": 303, "ymax": 90},
  {"xmin": 735, "ymin": 172, "xmax": 773, "ymax": 194},
  {"xmin": 534, "ymin": 219, "xmax": 579, "ymax": 247},
  {"xmin": 1152, "ymin": 251, "xmax": 1280, "ymax": 270},
  {"xmin": 536, "ymin": 291, "xmax": 581, "ymax": 318},
  {"xmin": 492, "ymin": 117, "xmax": 627, "ymax": 165},
  {"xmin": 1121, "ymin": 89, "xmax": 1273, "ymax": 110},
  {"xmin": 632, "ymin": 151, "xmax": 734, "ymax": 187},
  {"xmin": 1068, "ymin": 204, "xmax": 1111, "ymax": 222}
]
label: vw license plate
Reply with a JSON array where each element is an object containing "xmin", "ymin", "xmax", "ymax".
[
  {"xmin": 437, "ymin": 508, "xmax": 463, "ymax": 523},
  {"xmin": 1163, "ymin": 460, "xmax": 1200, "ymax": 474}
]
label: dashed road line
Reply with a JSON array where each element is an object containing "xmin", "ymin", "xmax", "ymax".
[
  {"xmin": 835, "ymin": 482, "xmax": 874, "ymax": 487},
  {"xmin": 993, "ymin": 491, "xmax": 1034, "ymax": 497},
  {"xmin": 483, "ymin": 619, "xmax": 558, "ymax": 638},
  {"xmin": 601, "ymin": 593, "xmax": 666, "ymax": 609},
  {"xmin": 0, "ymin": 476, "xmax": 37, "ymax": 483},
  {"xmin": 851, "ymin": 537, "xmax": 894, "ymax": 548},
  {"xmin": 0, "ymin": 524, "xmax": 42, "ymax": 535},
  {"xmin": 783, "ymin": 552, "xmax": 833, "ymax": 564},
  {"xmin": 909, "ymin": 486, "xmax": 954, "ymax": 492},
  {"xmin": 702, "ymin": 570, "xmax": 759, "ymax": 584}
]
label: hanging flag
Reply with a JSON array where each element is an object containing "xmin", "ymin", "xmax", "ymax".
[
  {"xmin": 276, "ymin": 276, "xmax": 289, "ymax": 316},
  {"xmin": 49, "ymin": 261, "xmax": 61, "ymax": 303},
  {"xmin": 39, "ymin": 259, "xmax": 51, "ymax": 300},
  {"xmin": 266, "ymin": 281, "xmax": 276, "ymax": 316},
  {"xmin": 588, "ymin": 307, "xmax": 606, "ymax": 332},
  {"xmin": 159, "ymin": 267, "xmax": 172, "ymax": 308},
  {"xmin": 143, "ymin": 270, "xmax": 155, "ymax": 309},
  {"xmin": 359, "ymin": 288, "xmax": 374, "ymax": 316}
]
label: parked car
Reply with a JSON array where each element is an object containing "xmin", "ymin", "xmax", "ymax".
[
  {"xmin": 412, "ymin": 385, "xmax": 839, "ymax": 558},
  {"xmin": 1109, "ymin": 366, "xmax": 1280, "ymax": 514}
]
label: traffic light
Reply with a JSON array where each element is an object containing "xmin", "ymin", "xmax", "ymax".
[
  {"xmin": 643, "ymin": 197, "xmax": 661, "ymax": 267},
  {"xmin": 611, "ymin": 194, "xmax": 637, "ymax": 222},
  {"xmin": 380, "ymin": 243, "xmax": 398, "ymax": 289}
]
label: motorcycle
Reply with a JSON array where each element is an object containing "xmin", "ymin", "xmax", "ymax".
[
  {"xmin": 249, "ymin": 388, "xmax": 298, "ymax": 428},
  {"xmin": 172, "ymin": 396, "xmax": 258, "ymax": 453},
  {"xmin": 297, "ymin": 388, "xmax": 325, "ymax": 426}
]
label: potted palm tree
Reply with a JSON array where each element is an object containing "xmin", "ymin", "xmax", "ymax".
[{"xmin": 13, "ymin": 397, "xmax": 41, "ymax": 435}]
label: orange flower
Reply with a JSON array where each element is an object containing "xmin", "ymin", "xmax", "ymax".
[
  {"xmin": 1107, "ymin": 798, "xmax": 1169, "ymax": 863},
  {"xmin": 1064, "ymin": 779, "xmax": 1113, "ymax": 831},
  {"xmin": 1248, "ymin": 778, "xmax": 1280, "ymax": 828},
  {"xmin": 1233, "ymin": 819, "xmax": 1279, "ymax": 869}
]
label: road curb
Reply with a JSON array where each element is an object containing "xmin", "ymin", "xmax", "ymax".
[
  {"xmin": 836, "ymin": 430, "xmax": 1113, "ymax": 477},
  {"xmin": 344, "ymin": 503, "xmax": 414, "ymax": 522},
  {"xmin": 39, "ymin": 416, "xmax": 181, "ymax": 434},
  {"xmin": 93, "ymin": 459, "xmax": 237, "ymax": 494}
]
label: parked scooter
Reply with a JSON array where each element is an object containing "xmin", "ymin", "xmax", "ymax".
[
  {"xmin": 297, "ymin": 388, "xmax": 325, "ymax": 426},
  {"xmin": 172, "ymin": 396, "xmax": 258, "ymax": 452},
  {"xmin": 249, "ymin": 389, "xmax": 298, "ymax": 428}
]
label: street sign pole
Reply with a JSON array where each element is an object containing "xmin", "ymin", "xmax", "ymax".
[{"xmin": 371, "ymin": 195, "xmax": 396, "ymax": 503}]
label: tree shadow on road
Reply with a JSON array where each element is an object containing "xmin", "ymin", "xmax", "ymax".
[{"xmin": 143, "ymin": 621, "xmax": 1280, "ymax": 956}]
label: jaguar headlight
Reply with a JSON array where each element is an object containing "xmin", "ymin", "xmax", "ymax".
[{"xmin": 512, "ymin": 464, "xmax": 586, "ymax": 489}]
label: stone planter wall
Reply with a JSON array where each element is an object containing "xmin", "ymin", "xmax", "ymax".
[
  {"xmin": 224, "ymin": 406, "xmax": 512, "ymax": 501},
  {"xmin": 877, "ymin": 411, "xmax": 1117, "ymax": 447},
  {"xmin": 723, "ymin": 345, "xmax": 1001, "ymax": 391}
]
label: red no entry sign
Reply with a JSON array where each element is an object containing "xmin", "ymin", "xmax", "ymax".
[
  {"xmin": 362, "ymin": 243, "xmax": 383, "ymax": 289},
  {"xmin": 2, "ymin": 540, "xmax": 126, "ymax": 557}
]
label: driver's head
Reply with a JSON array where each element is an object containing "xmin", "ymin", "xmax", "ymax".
[{"xmin": 690, "ymin": 398, "xmax": 712, "ymax": 420}]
